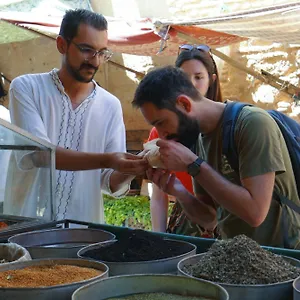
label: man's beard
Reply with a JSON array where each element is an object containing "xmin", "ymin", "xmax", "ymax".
[
  {"xmin": 166, "ymin": 110, "xmax": 200, "ymax": 149},
  {"xmin": 66, "ymin": 56, "xmax": 98, "ymax": 83}
]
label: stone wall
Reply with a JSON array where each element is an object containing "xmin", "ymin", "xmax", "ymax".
[{"xmin": 220, "ymin": 41, "xmax": 300, "ymax": 121}]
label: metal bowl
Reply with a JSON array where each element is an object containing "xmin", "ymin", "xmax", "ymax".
[
  {"xmin": 8, "ymin": 228, "xmax": 115, "ymax": 259},
  {"xmin": 293, "ymin": 275, "xmax": 300, "ymax": 299},
  {"xmin": 78, "ymin": 239, "xmax": 196, "ymax": 276},
  {"xmin": 72, "ymin": 274, "xmax": 229, "ymax": 300},
  {"xmin": 178, "ymin": 253, "xmax": 300, "ymax": 300},
  {"xmin": 0, "ymin": 258, "xmax": 108, "ymax": 300}
]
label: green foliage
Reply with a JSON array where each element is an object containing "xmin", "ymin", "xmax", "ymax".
[
  {"xmin": 103, "ymin": 194, "xmax": 152, "ymax": 230},
  {"xmin": 103, "ymin": 194, "xmax": 174, "ymax": 230}
]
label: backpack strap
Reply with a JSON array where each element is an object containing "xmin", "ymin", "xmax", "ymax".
[
  {"xmin": 268, "ymin": 110, "xmax": 300, "ymax": 199},
  {"xmin": 222, "ymin": 102, "xmax": 252, "ymax": 171},
  {"xmin": 222, "ymin": 102, "xmax": 300, "ymax": 248}
]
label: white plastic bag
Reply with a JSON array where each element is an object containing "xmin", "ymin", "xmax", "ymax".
[
  {"xmin": 0, "ymin": 243, "xmax": 31, "ymax": 264},
  {"xmin": 143, "ymin": 138, "xmax": 166, "ymax": 169}
]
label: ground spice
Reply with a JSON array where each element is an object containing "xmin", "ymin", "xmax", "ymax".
[
  {"xmin": 183, "ymin": 234, "xmax": 300, "ymax": 285},
  {"xmin": 107, "ymin": 293, "xmax": 210, "ymax": 300},
  {"xmin": 0, "ymin": 222, "xmax": 8, "ymax": 229},
  {"xmin": 82, "ymin": 229, "xmax": 194, "ymax": 262},
  {"xmin": 0, "ymin": 264, "xmax": 102, "ymax": 288}
]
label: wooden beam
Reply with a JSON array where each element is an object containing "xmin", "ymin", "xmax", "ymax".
[{"xmin": 108, "ymin": 60, "xmax": 145, "ymax": 79}]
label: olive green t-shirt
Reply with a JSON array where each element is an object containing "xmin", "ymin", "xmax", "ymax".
[{"xmin": 194, "ymin": 106, "xmax": 300, "ymax": 248}]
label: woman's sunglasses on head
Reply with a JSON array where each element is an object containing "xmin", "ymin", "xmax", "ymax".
[
  {"xmin": 178, "ymin": 44, "xmax": 217, "ymax": 73},
  {"xmin": 178, "ymin": 44, "xmax": 211, "ymax": 56}
]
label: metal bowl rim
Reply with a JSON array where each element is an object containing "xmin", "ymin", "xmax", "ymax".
[
  {"xmin": 72, "ymin": 273, "xmax": 229, "ymax": 298},
  {"xmin": 0, "ymin": 258, "xmax": 109, "ymax": 291},
  {"xmin": 77, "ymin": 238, "xmax": 197, "ymax": 265},
  {"xmin": 8, "ymin": 228, "xmax": 116, "ymax": 249},
  {"xmin": 292, "ymin": 274, "xmax": 300, "ymax": 292},
  {"xmin": 178, "ymin": 252, "xmax": 300, "ymax": 287}
]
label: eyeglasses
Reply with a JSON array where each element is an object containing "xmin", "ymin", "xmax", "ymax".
[
  {"xmin": 178, "ymin": 44, "xmax": 217, "ymax": 72},
  {"xmin": 178, "ymin": 44, "xmax": 211, "ymax": 56},
  {"xmin": 70, "ymin": 41, "xmax": 113, "ymax": 62}
]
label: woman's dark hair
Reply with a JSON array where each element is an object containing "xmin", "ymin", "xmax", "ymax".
[
  {"xmin": 175, "ymin": 49, "xmax": 222, "ymax": 102},
  {"xmin": 59, "ymin": 9, "xmax": 108, "ymax": 42}
]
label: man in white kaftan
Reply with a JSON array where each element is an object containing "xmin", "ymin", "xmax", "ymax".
[
  {"xmin": 5, "ymin": 9, "xmax": 148, "ymax": 222},
  {"xmin": 7, "ymin": 70, "xmax": 127, "ymax": 222},
  {"xmin": 0, "ymin": 105, "xmax": 11, "ymax": 210}
]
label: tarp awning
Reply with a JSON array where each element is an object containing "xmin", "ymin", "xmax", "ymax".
[
  {"xmin": 156, "ymin": 1, "xmax": 300, "ymax": 45},
  {"xmin": 0, "ymin": 11, "xmax": 245, "ymax": 56},
  {"xmin": 1, "ymin": 1, "xmax": 300, "ymax": 56}
]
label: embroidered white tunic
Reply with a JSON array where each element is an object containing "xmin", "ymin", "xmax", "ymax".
[
  {"xmin": 6, "ymin": 69, "xmax": 128, "ymax": 222},
  {"xmin": 0, "ymin": 106, "xmax": 11, "ymax": 204}
]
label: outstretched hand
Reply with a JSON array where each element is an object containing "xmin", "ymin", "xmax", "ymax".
[
  {"xmin": 146, "ymin": 168, "xmax": 187, "ymax": 198},
  {"xmin": 110, "ymin": 152, "xmax": 149, "ymax": 175},
  {"xmin": 156, "ymin": 139, "xmax": 197, "ymax": 171}
]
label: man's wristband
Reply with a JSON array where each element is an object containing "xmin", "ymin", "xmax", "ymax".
[{"xmin": 187, "ymin": 157, "xmax": 205, "ymax": 177}]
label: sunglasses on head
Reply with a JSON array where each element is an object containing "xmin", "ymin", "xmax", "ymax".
[
  {"xmin": 178, "ymin": 44, "xmax": 217, "ymax": 73},
  {"xmin": 178, "ymin": 44, "xmax": 211, "ymax": 56}
]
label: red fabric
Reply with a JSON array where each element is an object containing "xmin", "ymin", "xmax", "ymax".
[
  {"xmin": 147, "ymin": 127, "xmax": 194, "ymax": 194},
  {"xmin": 0, "ymin": 13, "xmax": 247, "ymax": 56},
  {"xmin": 172, "ymin": 25, "xmax": 246, "ymax": 46}
]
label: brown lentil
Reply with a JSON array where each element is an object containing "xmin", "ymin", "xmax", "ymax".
[{"xmin": 0, "ymin": 264, "xmax": 102, "ymax": 288}]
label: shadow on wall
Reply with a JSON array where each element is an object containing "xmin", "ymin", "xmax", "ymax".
[{"xmin": 221, "ymin": 41, "xmax": 300, "ymax": 121}]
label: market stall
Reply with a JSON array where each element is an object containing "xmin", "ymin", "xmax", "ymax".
[{"xmin": 0, "ymin": 2, "xmax": 300, "ymax": 299}]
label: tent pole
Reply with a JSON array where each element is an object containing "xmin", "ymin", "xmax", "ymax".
[{"xmin": 175, "ymin": 30, "xmax": 300, "ymax": 98}]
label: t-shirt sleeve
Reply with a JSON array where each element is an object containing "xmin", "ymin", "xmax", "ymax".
[{"xmin": 235, "ymin": 108, "xmax": 286, "ymax": 179}]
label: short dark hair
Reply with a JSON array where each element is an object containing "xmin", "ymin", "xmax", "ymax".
[
  {"xmin": 59, "ymin": 9, "xmax": 108, "ymax": 41},
  {"xmin": 175, "ymin": 49, "xmax": 223, "ymax": 102},
  {"xmin": 132, "ymin": 66, "xmax": 201, "ymax": 110}
]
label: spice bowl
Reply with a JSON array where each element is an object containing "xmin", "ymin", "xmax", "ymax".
[
  {"xmin": 178, "ymin": 253, "xmax": 300, "ymax": 300},
  {"xmin": 0, "ymin": 258, "xmax": 108, "ymax": 300},
  {"xmin": 293, "ymin": 275, "xmax": 300, "ymax": 299},
  {"xmin": 77, "ymin": 237, "xmax": 197, "ymax": 276},
  {"xmin": 72, "ymin": 274, "xmax": 229, "ymax": 300},
  {"xmin": 8, "ymin": 228, "xmax": 116, "ymax": 258}
]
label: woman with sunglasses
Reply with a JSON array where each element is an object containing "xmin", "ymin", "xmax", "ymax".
[{"xmin": 147, "ymin": 45, "xmax": 222, "ymax": 237}]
